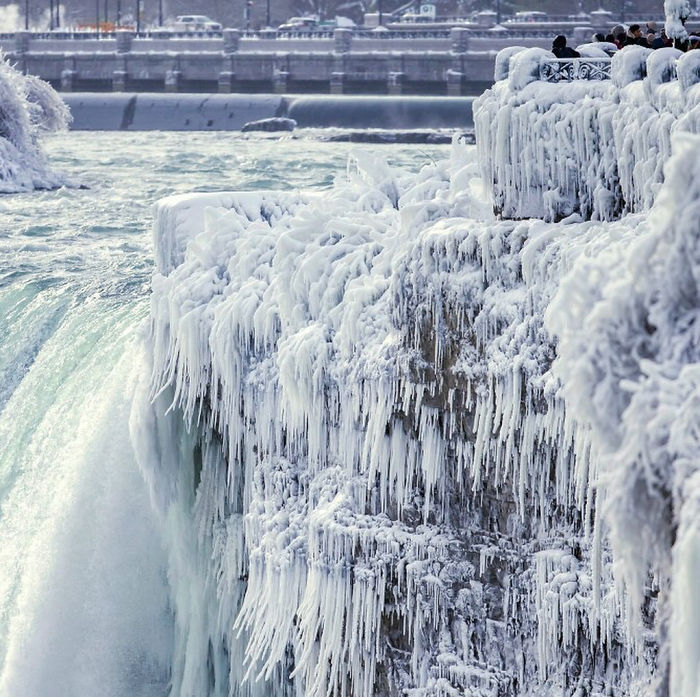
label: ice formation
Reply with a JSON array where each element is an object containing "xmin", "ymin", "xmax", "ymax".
[
  {"xmin": 0, "ymin": 54, "xmax": 70, "ymax": 192},
  {"xmin": 140, "ymin": 32, "xmax": 700, "ymax": 697},
  {"xmin": 665, "ymin": 0, "xmax": 693, "ymax": 39},
  {"xmin": 475, "ymin": 46, "xmax": 700, "ymax": 222}
]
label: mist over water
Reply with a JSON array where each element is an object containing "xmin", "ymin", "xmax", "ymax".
[{"xmin": 0, "ymin": 131, "xmax": 448, "ymax": 697}]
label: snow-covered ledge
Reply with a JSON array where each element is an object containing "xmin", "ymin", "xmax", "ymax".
[{"xmin": 474, "ymin": 45, "xmax": 700, "ymax": 221}]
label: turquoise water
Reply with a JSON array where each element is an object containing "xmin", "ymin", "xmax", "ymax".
[
  {"xmin": 0, "ymin": 131, "xmax": 449, "ymax": 697},
  {"xmin": 1, "ymin": 131, "xmax": 447, "ymax": 297}
]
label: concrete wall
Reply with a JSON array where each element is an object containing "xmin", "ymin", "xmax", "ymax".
[
  {"xmin": 62, "ymin": 92, "xmax": 475, "ymax": 130},
  {"xmin": 1, "ymin": 28, "xmax": 584, "ymax": 95}
]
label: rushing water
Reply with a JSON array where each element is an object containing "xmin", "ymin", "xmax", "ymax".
[{"xmin": 0, "ymin": 131, "xmax": 449, "ymax": 697}]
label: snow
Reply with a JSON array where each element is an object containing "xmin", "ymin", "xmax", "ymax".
[
  {"xmin": 140, "ymin": 30, "xmax": 700, "ymax": 697},
  {"xmin": 474, "ymin": 44, "xmax": 700, "ymax": 222},
  {"xmin": 0, "ymin": 55, "xmax": 69, "ymax": 192},
  {"xmin": 548, "ymin": 130, "xmax": 700, "ymax": 695},
  {"xmin": 507, "ymin": 47, "xmax": 555, "ymax": 91},
  {"xmin": 574, "ymin": 42, "xmax": 616, "ymax": 58}
]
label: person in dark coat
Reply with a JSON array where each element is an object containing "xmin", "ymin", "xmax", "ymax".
[
  {"xmin": 628, "ymin": 24, "xmax": 649, "ymax": 46},
  {"xmin": 651, "ymin": 29, "xmax": 670, "ymax": 49},
  {"xmin": 611, "ymin": 25, "xmax": 627, "ymax": 48},
  {"xmin": 552, "ymin": 35, "xmax": 580, "ymax": 58}
]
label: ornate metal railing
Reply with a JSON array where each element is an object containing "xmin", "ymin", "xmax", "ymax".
[{"xmin": 540, "ymin": 58, "xmax": 612, "ymax": 82}]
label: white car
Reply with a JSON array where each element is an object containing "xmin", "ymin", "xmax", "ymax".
[
  {"xmin": 170, "ymin": 15, "xmax": 222, "ymax": 32},
  {"xmin": 278, "ymin": 17, "xmax": 318, "ymax": 31}
]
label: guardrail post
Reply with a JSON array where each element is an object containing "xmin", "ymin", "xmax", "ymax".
[
  {"xmin": 387, "ymin": 56, "xmax": 405, "ymax": 95},
  {"xmin": 112, "ymin": 69, "xmax": 127, "ymax": 90},
  {"xmin": 446, "ymin": 68, "xmax": 463, "ymax": 96},
  {"xmin": 273, "ymin": 70, "xmax": 289, "ymax": 93},
  {"xmin": 218, "ymin": 53, "xmax": 236, "ymax": 92},
  {"xmin": 116, "ymin": 30, "xmax": 134, "ymax": 53},
  {"xmin": 448, "ymin": 28, "xmax": 470, "ymax": 95},
  {"xmin": 60, "ymin": 56, "xmax": 77, "ymax": 91},
  {"xmin": 218, "ymin": 71, "xmax": 235, "ymax": 92},
  {"xmin": 388, "ymin": 71, "xmax": 405, "ymax": 95},
  {"xmin": 450, "ymin": 27, "xmax": 471, "ymax": 53},
  {"xmin": 14, "ymin": 31, "xmax": 30, "ymax": 54},
  {"xmin": 330, "ymin": 71, "xmax": 346, "ymax": 94},
  {"xmin": 113, "ymin": 55, "xmax": 127, "ymax": 90},
  {"xmin": 223, "ymin": 28, "xmax": 240, "ymax": 53},
  {"xmin": 334, "ymin": 28, "xmax": 352, "ymax": 54},
  {"xmin": 165, "ymin": 69, "xmax": 181, "ymax": 92}
]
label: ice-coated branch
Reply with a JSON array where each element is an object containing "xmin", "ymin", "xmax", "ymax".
[{"xmin": 665, "ymin": 0, "xmax": 692, "ymax": 39}]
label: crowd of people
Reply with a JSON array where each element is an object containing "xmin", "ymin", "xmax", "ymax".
[{"xmin": 551, "ymin": 22, "xmax": 700, "ymax": 59}]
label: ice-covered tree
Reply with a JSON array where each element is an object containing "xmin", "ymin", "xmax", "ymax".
[{"xmin": 665, "ymin": 0, "xmax": 692, "ymax": 38}]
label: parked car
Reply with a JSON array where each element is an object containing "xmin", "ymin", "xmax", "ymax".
[
  {"xmin": 278, "ymin": 17, "xmax": 318, "ymax": 32},
  {"xmin": 169, "ymin": 15, "xmax": 222, "ymax": 32},
  {"xmin": 509, "ymin": 11, "xmax": 548, "ymax": 23}
]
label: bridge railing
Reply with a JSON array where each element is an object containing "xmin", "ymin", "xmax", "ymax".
[{"xmin": 540, "ymin": 58, "xmax": 612, "ymax": 82}]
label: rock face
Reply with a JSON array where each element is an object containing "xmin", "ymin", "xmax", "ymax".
[{"xmin": 140, "ymin": 46, "xmax": 700, "ymax": 697}]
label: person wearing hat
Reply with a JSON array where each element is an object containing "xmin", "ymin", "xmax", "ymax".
[
  {"xmin": 611, "ymin": 24, "xmax": 627, "ymax": 48},
  {"xmin": 690, "ymin": 35, "xmax": 700, "ymax": 49},
  {"xmin": 645, "ymin": 21, "xmax": 657, "ymax": 46},
  {"xmin": 552, "ymin": 35, "xmax": 580, "ymax": 58}
]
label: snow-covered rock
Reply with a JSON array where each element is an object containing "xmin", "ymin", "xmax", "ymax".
[
  {"xmin": 0, "ymin": 55, "xmax": 70, "ymax": 192},
  {"xmin": 140, "ymin": 7, "xmax": 700, "ymax": 691}
]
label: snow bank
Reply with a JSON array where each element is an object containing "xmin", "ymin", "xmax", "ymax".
[
  {"xmin": 139, "ymin": 129, "xmax": 700, "ymax": 696},
  {"xmin": 0, "ymin": 54, "xmax": 69, "ymax": 193},
  {"xmin": 474, "ymin": 44, "xmax": 700, "ymax": 221}
]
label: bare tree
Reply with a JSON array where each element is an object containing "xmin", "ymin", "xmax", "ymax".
[{"xmin": 291, "ymin": 0, "xmax": 365, "ymax": 20}]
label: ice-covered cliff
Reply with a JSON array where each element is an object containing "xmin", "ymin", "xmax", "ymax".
[
  {"xmin": 0, "ymin": 54, "xmax": 70, "ymax": 192},
  {"xmin": 140, "ymin": 34, "xmax": 700, "ymax": 697}
]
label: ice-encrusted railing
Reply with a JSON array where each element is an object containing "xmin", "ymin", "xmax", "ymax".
[
  {"xmin": 539, "ymin": 57, "xmax": 612, "ymax": 82},
  {"xmin": 474, "ymin": 44, "xmax": 700, "ymax": 221}
]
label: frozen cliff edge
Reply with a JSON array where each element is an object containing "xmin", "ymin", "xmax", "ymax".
[
  {"xmin": 137, "ymin": 128, "xmax": 700, "ymax": 697},
  {"xmin": 474, "ymin": 45, "xmax": 700, "ymax": 221},
  {"xmin": 0, "ymin": 54, "xmax": 70, "ymax": 192}
]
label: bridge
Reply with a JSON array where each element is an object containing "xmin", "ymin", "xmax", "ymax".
[{"xmin": 0, "ymin": 25, "xmax": 602, "ymax": 95}]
